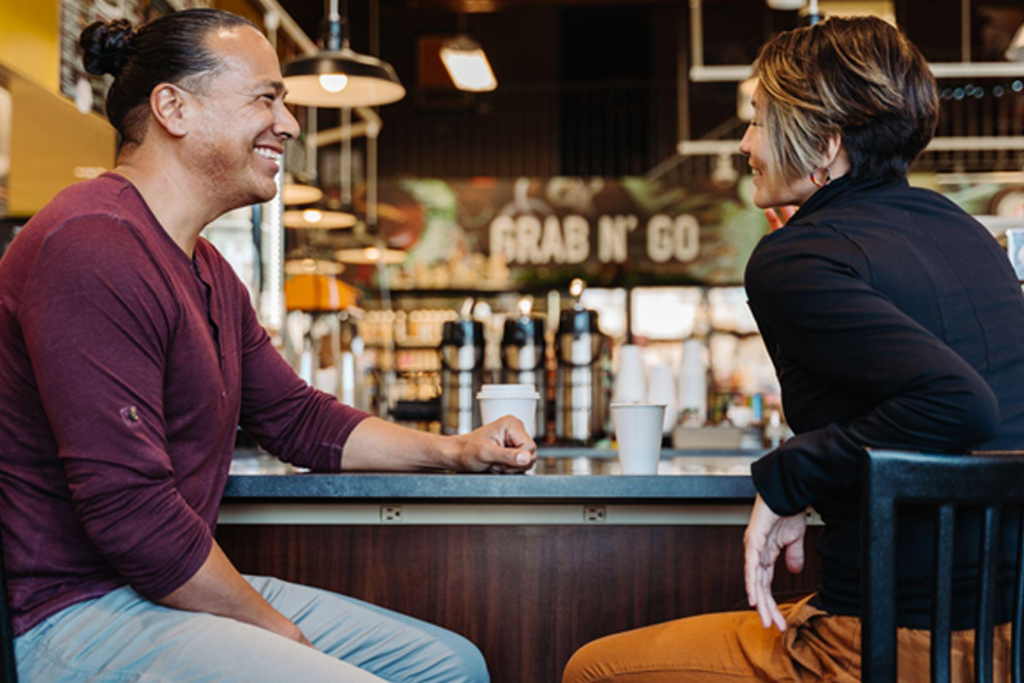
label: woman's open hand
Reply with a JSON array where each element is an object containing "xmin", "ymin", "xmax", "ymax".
[{"xmin": 743, "ymin": 495, "xmax": 807, "ymax": 631}]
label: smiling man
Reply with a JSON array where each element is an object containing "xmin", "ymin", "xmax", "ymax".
[{"xmin": 0, "ymin": 9, "xmax": 534, "ymax": 683}]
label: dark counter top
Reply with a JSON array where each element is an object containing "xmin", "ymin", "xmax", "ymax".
[{"xmin": 223, "ymin": 448, "xmax": 763, "ymax": 502}]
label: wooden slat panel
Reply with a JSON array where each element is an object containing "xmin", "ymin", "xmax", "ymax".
[{"xmin": 218, "ymin": 523, "xmax": 823, "ymax": 683}]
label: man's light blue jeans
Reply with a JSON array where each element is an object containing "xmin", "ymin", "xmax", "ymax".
[{"xmin": 14, "ymin": 575, "xmax": 489, "ymax": 682}]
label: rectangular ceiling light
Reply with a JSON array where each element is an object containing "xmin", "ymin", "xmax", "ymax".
[{"xmin": 440, "ymin": 38, "xmax": 497, "ymax": 92}]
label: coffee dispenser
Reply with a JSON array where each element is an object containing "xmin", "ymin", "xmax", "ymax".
[
  {"xmin": 555, "ymin": 282, "xmax": 609, "ymax": 443},
  {"xmin": 500, "ymin": 314, "xmax": 547, "ymax": 440},
  {"xmin": 439, "ymin": 318, "xmax": 485, "ymax": 435}
]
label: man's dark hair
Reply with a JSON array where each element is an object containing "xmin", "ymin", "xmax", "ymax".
[{"xmin": 80, "ymin": 9, "xmax": 258, "ymax": 148}]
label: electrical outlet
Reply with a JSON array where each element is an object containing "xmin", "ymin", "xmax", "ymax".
[
  {"xmin": 380, "ymin": 505, "xmax": 403, "ymax": 522},
  {"xmin": 584, "ymin": 505, "xmax": 606, "ymax": 523}
]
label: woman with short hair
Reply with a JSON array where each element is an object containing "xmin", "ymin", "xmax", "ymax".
[{"xmin": 564, "ymin": 16, "xmax": 1024, "ymax": 683}]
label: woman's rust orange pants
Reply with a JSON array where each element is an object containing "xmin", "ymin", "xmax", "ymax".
[{"xmin": 563, "ymin": 595, "xmax": 1013, "ymax": 683}]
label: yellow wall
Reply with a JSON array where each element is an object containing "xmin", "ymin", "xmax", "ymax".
[
  {"xmin": 0, "ymin": 0, "xmax": 273, "ymax": 213},
  {"xmin": 0, "ymin": 2, "xmax": 115, "ymax": 214},
  {"xmin": 7, "ymin": 71, "xmax": 116, "ymax": 215},
  {"xmin": 0, "ymin": 0, "xmax": 60, "ymax": 93}
]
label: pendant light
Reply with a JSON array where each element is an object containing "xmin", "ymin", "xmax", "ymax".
[
  {"xmin": 282, "ymin": 176, "xmax": 324, "ymax": 206},
  {"xmin": 333, "ymin": 102, "xmax": 406, "ymax": 267},
  {"xmin": 335, "ymin": 245, "xmax": 407, "ymax": 265},
  {"xmin": 282, "ymin": 0, "xmax": 405, "ymax": 108},
  {"xmin": 284, "ymin": 208, "xmax": 358, "ymax": 229},
  {"xmin": 440, "ymin": 36, "xmax": 497, "ymax": 93},
  {"xmin": 285, "ymin": 257, "xmax": 345, "ymax": 276}
]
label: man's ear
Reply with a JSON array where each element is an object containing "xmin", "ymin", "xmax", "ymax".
[{"xmin": 149, "ymin": 83, "xmax": 191, "ymax": 139}]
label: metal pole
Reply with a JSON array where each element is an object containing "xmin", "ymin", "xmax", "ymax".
[
  {"xmin": 678, "ymin": 2, "xmax": 691, "ymax": 144},
  {"xmin": 307, "ymin": 106, "xmax": 317, "ymax": 181},
  {"xmin": 341, "ymin": 108, "xmax": 352, "ymax": 208},
  {"xmin": 962, "ymin": 0, "xmax": 971, "ymax": 63}
]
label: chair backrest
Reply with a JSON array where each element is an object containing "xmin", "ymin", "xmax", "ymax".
[
  {"xmin": 861, "ymin": 450, "xmax": 1024, "ymax": 683},
  {"xmin": 0, "ymin": 521, "xmax": 16, "ymax": 683}
]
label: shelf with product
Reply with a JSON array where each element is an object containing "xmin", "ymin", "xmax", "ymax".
[
  {"xmin": 345, "ymin": 282, "xmax": 787, "ymax": 448},
  {"xmin": 615, "ymin": 285, "xmax": 787, "ymax": 450},
  {"xmin": 355, "ymin": 292, "xmax": 554, "ymax": 433}
]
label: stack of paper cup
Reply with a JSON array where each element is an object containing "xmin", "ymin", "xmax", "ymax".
[
  {"xmin": 477, "ymin": 384, "xmax": 541, "ymax": 437},
  {"xmin": 678, "ymin": 339, "xmax": 708, "ymax": 423},
  {"xmin": 611, "ymin": 403, "xmax": 666, "ymax": 474},
  {"xmin": 646, "ymin": 362, "xmax": 678, "ymax": 433},
  {"xmin": 613, "ymin": 344, "xmax": 646, "ymax": 404}
]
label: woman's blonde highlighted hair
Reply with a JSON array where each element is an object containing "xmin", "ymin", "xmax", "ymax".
[{"xmin": 754, "ymin": 16, "xmax": 939, "ymax": 183}]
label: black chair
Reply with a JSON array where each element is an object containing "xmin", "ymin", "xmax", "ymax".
[
  {"xmin": 0, "ymin": 523, "xmax": 16, "ymax": 683},
  {"xmin": 861, "ymin": 450, "xmax": 1024, "ymax": 683}
]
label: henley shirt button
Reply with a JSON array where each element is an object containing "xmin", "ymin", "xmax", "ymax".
[
  {"xmin": 120, "ymin": 406, "xmax": 141, "ymax": 425},
  {"xmin": 221, "ymin": 390, "xmax": 227, "ymax": 397}
]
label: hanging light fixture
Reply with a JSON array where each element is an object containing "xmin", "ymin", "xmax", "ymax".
[
  {"xmin": 284, "ymin": 208, "xmax": 358, "ymax": 229},
  {"xmin": 282, "ymin": 177, "xmax": 324, "ymax": 206},
  {"xmin": 440, "ymin": 35, "xmax": 497, "ymax": 93},
  {"xmin": 335, "ymin": 244, "xmax": 408, "ymax": 265},
  {"xmin": 281, "ymin": 0, "xmax": 405, "ymax": 107},
  {"xmin": 284, "ymin": 257, "xmax": 346, "ymax": 275}
]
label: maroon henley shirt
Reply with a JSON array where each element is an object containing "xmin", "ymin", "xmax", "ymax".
[{"xmin": 0, "ymin": 174, "xmax": 369, "ymax": 636}]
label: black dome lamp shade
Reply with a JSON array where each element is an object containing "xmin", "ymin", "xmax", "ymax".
[{"xmin": 282, "ymin": 0, "xmax": 405, "ymax": 108}]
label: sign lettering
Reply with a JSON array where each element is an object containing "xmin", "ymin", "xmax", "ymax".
[
  {"xmin": 490, "ymin": 213, "xmax": 700, "ymax": 265},
  {"xmin": 647, "ymin": 214, "xmax": 700, "ymax": 263}
]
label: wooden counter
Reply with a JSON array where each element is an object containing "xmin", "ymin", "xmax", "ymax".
[{"xmin": 216, "ymin": 450, "xmax": 822, "ymax": 683}]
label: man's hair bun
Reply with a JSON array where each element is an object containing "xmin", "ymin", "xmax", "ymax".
[{"xmin": 80, "ymin": 19, "xmax": 135, "ymax": 77}]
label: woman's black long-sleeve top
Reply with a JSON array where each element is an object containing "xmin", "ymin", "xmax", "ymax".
[{"xmin": 746, "ymin": 175, "xmax": 1024, "ymax": 629}]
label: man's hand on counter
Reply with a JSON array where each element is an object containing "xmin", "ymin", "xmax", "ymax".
[
  {"xmin": 452, "ymin": 416, "xmax": 537, "ymax": 474},
  {"xmin": 341, "ymin": 416, "xmax": 537, "ymax": 473}
]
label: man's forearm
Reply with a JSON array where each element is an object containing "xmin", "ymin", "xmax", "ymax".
[
  {"xmin": 340, "ymin": 416, "xmax": 458, "ymax": 471},
  {"xmin": 157, "ymin": 541, "xmax": 308, "ymax": 645}
]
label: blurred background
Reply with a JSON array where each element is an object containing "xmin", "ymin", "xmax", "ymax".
[{"xmin": 2, "ymin": 0, "xmax": 1023, "ymax": 447}]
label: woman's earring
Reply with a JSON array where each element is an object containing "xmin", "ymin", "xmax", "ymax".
[{"xmin": 809, "ymin": 167, "xmax": 832, "ymax": 188}]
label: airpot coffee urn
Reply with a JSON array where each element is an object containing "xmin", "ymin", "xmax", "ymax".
[
  {"xmin": 500, "ymin": 312, "xmax": 547, "ymax": 440},
  {"xmin": 555, "ymin": 282, "xmax": 609, "ymax": 443},
  {"xmin": 440, "ymin": 317, "xmax": 485, "ymax": 435}
]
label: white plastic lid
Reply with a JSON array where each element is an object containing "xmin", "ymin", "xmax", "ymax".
[
  {"xmin": 478, "ymin": 384, "xmax": 537, "ymax": 395},
  {"xmin": 609, "ymin": 402, "xmax": 666, "ymax": 409}
]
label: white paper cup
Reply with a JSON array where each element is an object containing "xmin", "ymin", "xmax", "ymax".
[
  {"xmin": 478, "ymin": 384, "xmax": 540, "ymax": 436},
  {"xmin": 611, "ymin": 403, "xmax": 666, "ymax": 475},
  {"xmin": 614, "ymin": 344, "xmax": 646, "ymax": 404}
]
